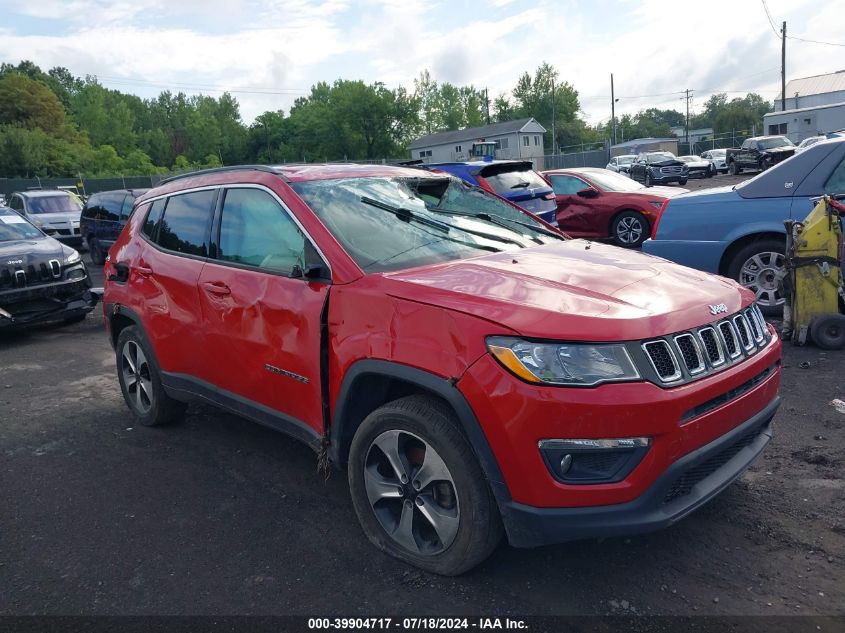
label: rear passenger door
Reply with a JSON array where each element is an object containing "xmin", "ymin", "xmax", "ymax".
[
  {"xmin": 197, "ymin": 185, "xmax": 330, "ymax": 435},
  {"xmin": 134, "ymin": 189, "xmax": 217, "ymax": 378}
]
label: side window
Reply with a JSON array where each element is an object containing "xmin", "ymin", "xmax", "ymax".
[
  {"xmin": 9, "ymin": 195, "xmax": 23, "ymax": 212},
  {"xmin": 102, "ymin": 193, "xmax": 122, "ymax": 222},
  {"xmin": 522, "ymin": 136, "xmax": 530, "ymax": 147},
  {"xmin": 549, "ymin": 175, "xmax": 586, "ymax": 195},
  {"xmin": 120, "ymin": 195, "xmax": 134, "ymax": 221},
  {"xmin": 82, "ymin": 195, "xmax": 99, "ymax": 220},
  {"xmin": 142, "ymin": 199, "xmax": 165, "ymax": 240},
  {"xmin": 217, "ymin": 188, "xmax": 306, "ymax": 275},
  {"xmin": 156, "ymin": 190, "xmax": 216, "ymax": 256},
  {"xmin": 824, "ymin": 155, "xmax": 845, "ymax": 194}
]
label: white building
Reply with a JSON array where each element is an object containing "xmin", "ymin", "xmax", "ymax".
[
  {"xmin": 669, "ymin": 126, "xmax": 714, "ymax": 143},
  {"xmin": 409, "ymin": 118, "xmax": 547, "ymax": 168},
  {"xmin": 763, "ymin": 101, "xmax": 845, "ymax": 143},
  {"xmin": 774, "ymin": 70, "xmax": 845, "ymax": 112}
]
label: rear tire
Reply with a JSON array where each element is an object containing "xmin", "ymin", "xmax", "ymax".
[
  {"xmin": 678, "ymin": 178, "xmax": 688, "ymax": 186},
  {"xmin": 729, "ymin": 161, "xmax": 741, "ymax": 176},
  {"xmin": 810, "ymin": 314, "xmax": 845, "ymax": 350},
  {"xmin": 644, "ymin": 172, "xmax": 653, "ymax": 187},
  {"xmin": 116, "ymin": 326, "xmax": 186, "ymax": 426},
  {"xmin": 348, "ymin": 395, "xmax": 503, "ymax": 576}
]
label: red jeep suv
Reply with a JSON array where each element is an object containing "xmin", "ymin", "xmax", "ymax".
[{"xmin": 103, "ymin": 164, "xmax": 782, "ymax": 575}]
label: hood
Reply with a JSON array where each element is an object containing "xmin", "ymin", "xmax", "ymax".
[
  {"xmin": 668, "ymin": 185, "xmax": 739, "ymax": 204},
  {"xmin": 763, "ymin": 146, "xmax": 795, "ymax": 156},
  {"xmin": 621, "ymin": 186, "xmax": 688, "ymax": 199},
  {"xmin": 381, "ymin": 240, "xmax": 750, "ymax": 341},
  {"xmin": 29, "ymin": 212, "xmax": 80, "ymax": 225},
  {"xmin": 0, "ymin": 235, "xmax": 64, "ymax": 261}
]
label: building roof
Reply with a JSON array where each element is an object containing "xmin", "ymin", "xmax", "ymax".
[
  {"xmin": 610, "ymin": 137, "xmax": 678, "ymax": 150},
  {"xmin": 764, "ymin": 100, "xmax": 845, "ymax": 117},
  {"xmin": 409, "ymin": 118, "xmax": 546, "ymax": 149},
  {"xmin": 779, "ymin": 70, "xmax": 845, "ymax": 100}
]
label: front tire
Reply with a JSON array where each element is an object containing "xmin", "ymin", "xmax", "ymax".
[
  {"xmin": 810, "ymin": 314, "xmax": 845, "ymax": 350},
  {"xmin": 348, "ymin": 395, "xmax": 502, "ymax": 576},
  {"xmin": 678, "ymin": 178, "xmax": 688, "ymax": 186},
  {"xmin": 89, "ymin": 237, "xmax": 105, "ymax": 266},
  {"xmin": 611, "ymin": 211, "xmax": 648, "ymax": 248},
  {"xmin": 726, "ymin": 238, "xmax": 786, "ymax": 316},
  {"xmin": 729, "ymin": 161, "xmax": 741, "ymax": 176},
  {"xmin": 116, "ymin": 326, "xmax": 187, "ymax": 426},
  {"xmin": 644, "ymin": 171, "xmax": 653, "ymax": 187}
]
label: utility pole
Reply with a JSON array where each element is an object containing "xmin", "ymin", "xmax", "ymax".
[
  {"xmin": 781, "ymin": 21, "xmax": 787, "ymax": 111},
  {"xmin": 611, "ymin": 73, "xmax": 616, "ymax": 145},
  {"xmin": 551, "ymin": 77, "xmax": 556, "ymax": 155},
  {"xmin": 485, "ymin": 88, "xmax": 491, "ymax": 125},
  {"xmin": 684, "ymin": 89, "xmax": 693, "ymax": 146}
]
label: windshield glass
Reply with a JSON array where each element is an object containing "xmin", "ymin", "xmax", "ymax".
[
  {"xmin": 678, "ymin": 156, "xmax": 699, "ymax": 162},
  {"xmin": 709, "ymin": 149, "xmax": 726, "ymax": 157},
  {"xmin": 0, "ymin": 211, "xmax": 43, "ymax": 241},
  {"xmin": 646, "ymin": 152, "xmax": 676, "ymax": 163},
  {"xmin": 759, "ymin": 137, "xmax": 794, "ymax": 150},
  {"xmin": 482, "ymin": 168, "xmax": 550, "ymax": 192},
  {"xmin": 27, "ymin": 194, "xmax": 82, "ymax": 215},
  {"xmin": 582, "ymin": 170, "xmax": 645, "ymax": 192},
  {"xmin": 292, "ymin": 176, "xmax": 561, "ymax": 273},
  {"xmin": 617, "ymin": 156, "xmax": 634, "ymax": 165}
]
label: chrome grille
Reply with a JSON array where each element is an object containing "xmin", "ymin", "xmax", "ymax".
[
  {"xmin": 659, "ymin": 166, "xmax": 684, "ymax": 175},
  {"xmin": 674, "ymin": 334, "xmax": 705, "ymax": 375},
  {"xmin": 642, "ymin": 341, "xmax": 681, "ymax": 381},
  {"xmin": 718, "ymin": 321, "xmax": 740, "ymax": 358},
  {"xmin": 698, "ymin": 327, "xmax": 725, "ymax": 367},
  {"xmin": 642, "ymin": 307, "xmax": 772, "ymax": 385}
]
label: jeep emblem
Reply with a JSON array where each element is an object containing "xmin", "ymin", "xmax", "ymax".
[{"xmin": 709, "ymin": 303, "xmax": 728, "ymax": 315}]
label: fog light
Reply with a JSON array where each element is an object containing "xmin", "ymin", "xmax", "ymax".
[
  {"xmin": 560, "ymin": 454, "xmax": 573, "ymax": 474},
  {"xmin": 539, "ymin": 437, "xmax": 651, "ymax": 484}
]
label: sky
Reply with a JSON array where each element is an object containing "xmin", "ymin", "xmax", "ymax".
[{"xmin": 0, "ymin": 0, "xmax": 843, "ymax": 129}]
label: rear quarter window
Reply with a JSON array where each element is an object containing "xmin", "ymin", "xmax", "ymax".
[{"xmin": 155, "ymin": 190, "xmax": 216, "ymax": 257}]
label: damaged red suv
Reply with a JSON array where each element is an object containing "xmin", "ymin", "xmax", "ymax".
[{"xmin": 103, "ymin": 164, "xmax": 781, "ymax": 575}]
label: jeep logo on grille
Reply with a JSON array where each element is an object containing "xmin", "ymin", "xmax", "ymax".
[
  {"xmin": 6, "ymin": 259, "xmax": 23, "ymax": 265},
  {"xmin": 709, "ymin": 303, "xmax": 729, "ymax": 315}
]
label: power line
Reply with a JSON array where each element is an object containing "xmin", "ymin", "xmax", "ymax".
[
  {"xmin": 786, "ymin": 35, "xmax": 845, "ymax": 47},
  {"xmin": 759, "ymin": 0, "xmax": 780, "ymax": 39}
]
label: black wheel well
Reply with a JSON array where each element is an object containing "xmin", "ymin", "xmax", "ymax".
[
  {"xmin": 109, "ymin": 313, "xmax": 135, "ymax": 348},
  {"xmin": 331, "ymin": 373, "xmax": 460, "ymax": 468},
  {"xmin": 718, "ymin": 232, "xmax": 786, "ymax": 276}
]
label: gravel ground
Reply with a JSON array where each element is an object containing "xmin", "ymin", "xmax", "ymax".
[{"xmin": 1, "ymin": 243, "xmax": 843, "ymax": 619}]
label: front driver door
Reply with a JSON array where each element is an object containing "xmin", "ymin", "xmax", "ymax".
[
  {"xmin": 197, "ymin": 185, "xmax": 329, "ymax": 436},
  {"xmin": 548, "ymin": 174, "xmax": 594, "ymax": 236}
]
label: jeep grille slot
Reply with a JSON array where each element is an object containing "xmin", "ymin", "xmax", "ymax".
[
  {"xmin": 674, "ymin": 334, "xmax": 705, "ymax": 375},
  {"xmin": 698, "ymin": 327, "xmax": 724, "ymax": 367},
  {"xmin": 718, "ymin": 321, "xmax": 740, "ymax": 358},
  {"xmin": 733, "ymin": 315, "xmax": 754, "ymax": 351},
  {"xmin": 642, "ymin": 341, "xmax": 681, "ymax": 382}
]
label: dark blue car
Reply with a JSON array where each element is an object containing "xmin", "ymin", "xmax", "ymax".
[
  {"xmin": 643, "ymin": 137, "xmax": 845, "ymax": 314},
  {"xmin": 428, "ymin": 160, "xmax": 558, "ymax": 225},
  {"xmin": 80, "ymin": 188, "xmax": 149, "ymax": 265}
]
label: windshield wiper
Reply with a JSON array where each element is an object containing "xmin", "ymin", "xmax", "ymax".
[
  {"xmin": 360, "ymin": 196, "xmax": 526, "ymax": 249},
  {"xmin": 426, "ymin": 206, "xmax": 562, "ymax": 242},
  {"xmin": 510, "ymin": 181, "xmax": 531, "ymax": 189}
]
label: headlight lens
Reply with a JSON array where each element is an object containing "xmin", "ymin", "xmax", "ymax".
[
  {"xmin": 63, "ymin": 249, "xmax": 81, "ymax": 265},
  {"xmin": 487, "ymin": 336, "xmax": 640, "ymax": 386}
]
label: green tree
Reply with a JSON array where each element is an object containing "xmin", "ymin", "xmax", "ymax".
[{"xmin": 0, "ymin": 74, "xmax": 66, "ymax": 133}]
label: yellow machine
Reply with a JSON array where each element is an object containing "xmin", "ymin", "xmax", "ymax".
[{"xmin": 782, "ymin": 195, "xmax": 845, "ymax": 349}]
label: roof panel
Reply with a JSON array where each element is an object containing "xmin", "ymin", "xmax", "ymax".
[{"xmin": 780, "ymin": 70, "xmax": 845, "ymax": 99}]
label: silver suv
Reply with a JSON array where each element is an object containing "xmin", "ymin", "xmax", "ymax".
[{"xmin": 7, "ymin": 190, "xmax": 84, "ymax": 246}]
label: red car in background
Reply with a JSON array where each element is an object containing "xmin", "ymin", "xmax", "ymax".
[{"xmin": 542, "ymin": 168, "xmax": 688, "ymax": 248}]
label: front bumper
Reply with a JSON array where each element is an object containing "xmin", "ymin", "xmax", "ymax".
[
  {"xmin": 501, "ymin": 397, "xmax": 777, "ymax": 547},
  {"xmin": 0, "ymin": 277, "xmax": 98, "ymax": 328}
]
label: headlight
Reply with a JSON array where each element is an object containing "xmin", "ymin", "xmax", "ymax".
[
  {"xmin": 486, "ymin": 337, "xmax": 640, "ymax": 386},
  {"xmin": 63, "ymin": 249, "xmax": 81, "ymax": 265}
]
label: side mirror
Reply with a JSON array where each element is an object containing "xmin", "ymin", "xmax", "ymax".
[
  {"xmin": 576, "ymin": 187, "xmax": 599, "ymax": 199},
  {"xmin": 291, "ymin": 263, "xmax": 325, "ymax": 280}
]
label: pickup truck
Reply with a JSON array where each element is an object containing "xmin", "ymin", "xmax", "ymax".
[{"xmin": 726, "ymin": 136, "xmax": 796, "ymax": 175}]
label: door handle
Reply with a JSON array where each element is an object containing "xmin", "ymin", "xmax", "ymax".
[
  {"xmin": 135, "ymin": 264, "xmax": 153, "ymax": 276},
  {"xmin": 202, "ymin": 281, "xmax": 231, "ymax": 296}
]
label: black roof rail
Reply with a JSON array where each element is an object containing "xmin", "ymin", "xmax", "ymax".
[{"xmin": 157, "ymin": 165, "xmax": 281, "ymax": 186}]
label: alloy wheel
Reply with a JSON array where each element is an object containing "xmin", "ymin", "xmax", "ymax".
[
  {"xmin": 364, "ymin": 429, "xmax": 459, "ymax": 556},
  {"xmin": 121, "ymin": 340, "xmax": 154, "ymax": 414},
  {"xmin": 738, "ymin": 251, "xmax": 786, "ymax": 308},
  {"xmin": 616, "ymin": 216, "xmax": 644, "ymax": 245}
]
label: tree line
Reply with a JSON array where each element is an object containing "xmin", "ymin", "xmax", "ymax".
[{"xmin": 0, "ymin": 59, "xmax": 772, "ymax": 178}]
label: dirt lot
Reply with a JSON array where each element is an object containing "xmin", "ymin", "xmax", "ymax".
[{"xmin": 1, "ymin": 236, "xmax": 843, "ymax": 619}]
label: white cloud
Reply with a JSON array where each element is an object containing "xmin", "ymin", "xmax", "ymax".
[{"xmin": 0, "ymin": 0, "xmax": 841, "ymax": 126}]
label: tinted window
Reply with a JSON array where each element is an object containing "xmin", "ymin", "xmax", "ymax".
[
  {"xmin": 9, "ymin": 196, "xmax": 23, "ymax": 211},
  {"xmin": 0, "ymin": 209, "xmax": 42, "ymax": 241},
  {"xmin": 549, "ymin": 175, "xmax": 587, "ymax": 195},
  {"xmin": 120, "ymin": 194, "xmax": 134, "ymax": 220},
  {"xmin": 142, "ymin": 200, "xmax": 164, "ymax": 239},
  {"xmin": 82, "ymin": 194, "xmax": 101, "ymax": 220},
  {"xmin": 156, "ymin": 190, "xmax": 215, "ymax": 256},
  {"xmin": 218, "ymin": 188, "xmax": 305, "ymax": 275},
  {"xmin": 101, "ymin": 193, "xmax": 123, "ymax": 222},
  {"xmin": 824, "ymin": 155, "xmax": 845, "ymax": 194},
  {"xmin": 483, "ymin": 169, "xmax": 549, "ymax": 193}
]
